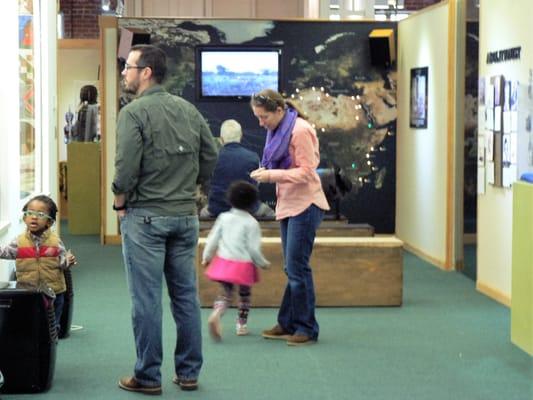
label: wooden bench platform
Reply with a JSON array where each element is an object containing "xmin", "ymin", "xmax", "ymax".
[{"xmin": 197, "ymin": 236, "xmax": 403, "ymax": 307}]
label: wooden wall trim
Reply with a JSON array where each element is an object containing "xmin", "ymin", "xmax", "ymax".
[
  {"xmin": 104, "ymin": 235, "xmax": 122, "ymax": 245},
  {"xmin": 55, "ymin": 52, "xmax": 62, "ymax": 238},
  {"xmin": 476, "ymin": 280, "xmax": 511, "ymax": 307},
  {"xmin": 402, "ymin": 241, "xmax": 447, "ymax": 270},
  {"xmin": 99, "ymin": 16, "xmax": 118, "ymax": 244},
  {"xmin": 58, "ymin": 39, "xmax": 100, "ymax": 49},
  {"xmin": 445, "ymin": 0, "xmax": 456, "ymax": 270}
]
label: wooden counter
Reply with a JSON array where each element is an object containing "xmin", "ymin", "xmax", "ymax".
[{"xmin": 197, "ymin": 236, "xmax": 403, "ymax": 307}]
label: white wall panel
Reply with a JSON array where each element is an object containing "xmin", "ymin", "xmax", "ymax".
[
  {"xmin": 477, "ymin": 0, "xmax": 533, "ymax": 303},
  {"xmin": 396, "ymin": 3, "xmax": 450, "ymax": 265}
]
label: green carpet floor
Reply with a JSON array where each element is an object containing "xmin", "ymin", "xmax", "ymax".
[{"xmin": 2, "ymin": 230, "xmax": 531, "ymax": 399}]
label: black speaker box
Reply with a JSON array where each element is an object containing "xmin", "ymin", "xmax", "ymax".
[
  {"xmin": 0, "ymin": 286, "xmax": 57, "ymax": 394},
  {"xmin": 369, "ymin": 29, "xmax": 396, "ymax": 68}
]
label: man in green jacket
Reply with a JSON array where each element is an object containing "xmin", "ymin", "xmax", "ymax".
[{"xmin": 113, "ymin": 44, "xmax": 218, "ymax": 395}]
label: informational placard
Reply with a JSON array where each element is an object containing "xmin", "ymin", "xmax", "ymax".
[{"xmin": 479, "ymin": 75, "xmax": 522, "ymax": 188}]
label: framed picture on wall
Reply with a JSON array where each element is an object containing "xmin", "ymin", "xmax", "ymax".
[{"xmin": 410, "ymin": 67, "xmax": 428, "ymax": 129}]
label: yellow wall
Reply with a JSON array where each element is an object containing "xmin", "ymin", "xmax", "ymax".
[
  {"xmin": 57, "ymin": 46, "xmax": 100, "ymax": 161},
  {"xmin": 477, "ymin": 0, "xmax": 533, "ymax": 304},
  {"xmin": 511, "ymin": 182, "xmax": 533, "ymax": 355}
]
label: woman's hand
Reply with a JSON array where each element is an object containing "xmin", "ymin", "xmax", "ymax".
[{"xmin": 250, "ymin": 167, "xmax": 269, "ymax": 183}]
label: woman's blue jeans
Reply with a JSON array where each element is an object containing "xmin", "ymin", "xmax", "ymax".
[
  {"xmin": 120, "ymin": 208, "xmax": 202, "ymax": 387},
  {"xmin": 278, "ymin": 204, "xmax": 324, "ymax": 340}
]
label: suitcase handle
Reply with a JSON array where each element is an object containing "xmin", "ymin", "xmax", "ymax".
[{"xmin": 0, "ymin": 299, "xmax": 12, "ymax": 308}]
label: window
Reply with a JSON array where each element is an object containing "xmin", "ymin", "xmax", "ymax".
[
  {"xmin": 0, "ymin": 1, "xmax": 20, "ymax": 231},
  {"xmin": 323, "ymin": 0, "xmax": 408, "ymax": 20},
  {"xmin": 19, "ymin": 0, "xmax": 42, "ymax": 199},
  {"xmin": 0, "ymin": 0, "xmax": 49, "ymax": 232}
]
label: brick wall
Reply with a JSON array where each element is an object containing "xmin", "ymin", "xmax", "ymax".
[
  {"xmin": 60, "ymin": 0, "xmax": 100, "ymax": 39},
  {"xmin": 404, "ymin": 0, "xmax": 442, "ymax": 11}
]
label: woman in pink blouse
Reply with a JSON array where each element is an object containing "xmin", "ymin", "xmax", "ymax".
[{"xmin": 250, "ymin": 89, "xmax": 329, "ymax": 346}]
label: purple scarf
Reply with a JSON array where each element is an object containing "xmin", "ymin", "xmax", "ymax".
[{"xmin": 261, "ymin": 107, "xmax": 298, "ymax": 169}]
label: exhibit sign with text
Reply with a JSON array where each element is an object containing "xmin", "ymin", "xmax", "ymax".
[{"xmin": 479, "ymin": 74, "xmax": 521, "ymax": 189}]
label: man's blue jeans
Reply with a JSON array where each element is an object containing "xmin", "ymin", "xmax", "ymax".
[
  {"xmin": 278, "ymin": 204, "xmax": 324, "ymax": 340},
  {"xmin": 120, "ymin": 208, "xmax": 202, "ymax": 386}
]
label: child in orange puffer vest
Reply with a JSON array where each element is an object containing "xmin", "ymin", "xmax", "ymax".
[{"xmin": 0, "ymin": 195, "xmax": 76, "ymax": 332}]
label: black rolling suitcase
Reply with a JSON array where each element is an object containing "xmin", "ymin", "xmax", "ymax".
[
  {"xmin": 58, "ymin": 268, "xmax": 74, "ymax": 339},
  {"xmin": 0, "ymin": 284, "xmax": 57, "ymax": 393}
]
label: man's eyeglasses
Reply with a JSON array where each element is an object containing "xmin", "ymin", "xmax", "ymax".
[
  {"xmin": 23, "ymin": 210, "xmax": 53, "ymax": 220},
  {"xmin": 124, "ymin": 63, "xmax": 148, "ymax": 71}
]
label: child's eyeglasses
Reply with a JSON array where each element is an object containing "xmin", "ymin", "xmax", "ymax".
[{"xmin": 23, "ymin": 210, "xmax": 53, "ymax": 220}]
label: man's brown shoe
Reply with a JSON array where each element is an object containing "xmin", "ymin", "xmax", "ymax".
[
  {"xmin": 118, "ymin": 376, "xmax": 162, "ymax": 395},
  {"xmin": 286, "ymin": 334, "xmax": 317, "ymax": 346},
  {"xmin": 172, "ymin": 376, "xmax": 198, "ymax": 391},
  {"xmin": 262, "ymin": 324, "xmax": 291, "ymax": 340}
]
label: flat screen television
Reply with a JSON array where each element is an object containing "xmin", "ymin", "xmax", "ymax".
[{"xmin": 195, "ymin": 45, "xmax": 282, "ymax": 101}]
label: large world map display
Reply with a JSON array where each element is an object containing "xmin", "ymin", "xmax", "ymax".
[{"xmin": 119, "ymin": 18, "xmax": 397, "ymax": 232}]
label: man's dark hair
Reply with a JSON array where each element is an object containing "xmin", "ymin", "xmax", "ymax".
[
  {"xmin": 227, "ymin": 181, "xmax": 259, "ymax": 212},
  {"xmin": 130, "ymin": 44, "xmax": 167, "ymax": 84},
  {"xmin": 23, "ymin": 195, "xmax": 58, "ymax": 221}
]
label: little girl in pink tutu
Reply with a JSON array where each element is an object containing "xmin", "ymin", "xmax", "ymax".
[{"xmin": 203, "ymin": 180, "xmax": 270, "ymax": 340}]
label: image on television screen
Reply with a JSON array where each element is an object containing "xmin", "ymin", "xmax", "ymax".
[{"xmin": 197, "ymin": 47, "xmax": 281, "ymax": 99}]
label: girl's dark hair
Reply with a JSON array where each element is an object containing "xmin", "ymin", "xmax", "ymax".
[
  {"xmin": 130, "ymin": 44, "xmax": 167, "ymax": 84},
  {"xmin": 227, "ymin": 181, "xmax": 259, "ymax": 211},
  {"xmin": 23, "ymin": 195, "xmax": 58, "ymax": 221},
  {"xmin": 250, "ymin": 88, "xmax": 307, "ymax": 119},
  {"xmin": 80, "ymin": 85, "xmax": 98, "ymax": 104}
]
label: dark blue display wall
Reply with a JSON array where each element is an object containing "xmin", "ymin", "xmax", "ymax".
[{"xmin": 119, "ymin": 18, "xmax": 398, "ymax": 233}]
